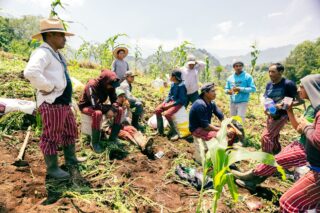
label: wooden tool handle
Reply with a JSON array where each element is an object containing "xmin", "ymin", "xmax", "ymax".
[{"xmin": 16, "ymin": 126, "xmax": 32, "ymax": 160}]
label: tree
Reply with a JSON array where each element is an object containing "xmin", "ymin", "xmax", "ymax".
[
  {"xmin": 215, "ymin": 65, "xmax": 224, "ymax": 81},
  {"xmin": 170, "ymin": 41, "xmax": 193, "ymax": 68},
  {"xmin": 285, "ymin": 39, "xmax": 319, "ymax": 82},
  {"xmin": 0, "ymin": 17, "xmax": 15, "ymax": 51}
]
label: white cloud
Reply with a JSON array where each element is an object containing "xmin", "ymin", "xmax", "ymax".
[
  {"xmin": 237, "ymin": 22, "xmax": 244, "ymax": 28},
  {"xmin": 204, "ymin": 15, "xmax": 315, "ymax": 57},
  {"xmin": 217, "ymin": 21, "xmax": 233, "ymax": 34},
  {"xmin": 128, "ymin": 28, "xmax": 192, "ymax": 56},
  {"xmin": 267, "ymin": 12, "xmax": 283, "ymax": 18}
]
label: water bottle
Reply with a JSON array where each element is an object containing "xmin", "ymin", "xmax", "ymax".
[{"xmin": 264, "ymin": 98, "xmax": 277, "ymax": 115}]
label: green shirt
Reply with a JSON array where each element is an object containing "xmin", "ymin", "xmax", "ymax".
[{"xmin": 299, "ymin": 105, "xmax": 316, "ymax": 146}]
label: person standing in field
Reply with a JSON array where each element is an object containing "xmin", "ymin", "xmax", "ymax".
[
  {"xmin": 112, "ymin": 47, "xmax": 129, "ymax": 82},
  {"xmin": 181, "ymin": 55, "xmax": 205, "ymax": 107},
  {"xmin": 261, "ymin": 63, "xmax": 300, "ymax": 154},
  {"xmin": 225, "ymin": 61, "xmax": 256, "ymax": 123},
  {"xmin": 24, "ymin": 18, "xmax": 79, "ymax": 180}
]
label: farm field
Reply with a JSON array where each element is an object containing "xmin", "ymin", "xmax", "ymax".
[{"xmin": 0, "ymin": 54, "xmax": 302, "ymax": 212}]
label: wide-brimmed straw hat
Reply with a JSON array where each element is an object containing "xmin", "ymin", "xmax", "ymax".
[
  {"xmin": 31, "ymin": 18, "xmax": 74, "ymax": 41},
  {"xmin": 113, "ymin": 46, "xmax": 129, "ymax": 59}
]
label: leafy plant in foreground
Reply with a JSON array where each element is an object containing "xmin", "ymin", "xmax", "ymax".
[{"xmin": 196, "ymin": 118, "xmax": 285, "ymax": 213}]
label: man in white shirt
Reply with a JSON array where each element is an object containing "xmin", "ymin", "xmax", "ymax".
[
  {"xmin": 181, "ymin": 55, "xmax": 205, "ymax": 107},
  {"xmin": 24, "ymin": 18, "xmax": 79, "ymax": 180}
]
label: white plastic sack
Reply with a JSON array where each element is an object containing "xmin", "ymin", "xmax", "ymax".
[
  {"xmin": 81, "ymin": 113, "xmax": 110, "ymax": 136},
  {"xmin": 81, "ymin": 113, "xmax": 93, "ymax": 135},
  {"xmin": 0, "ymin": 98, "xmax": 36, "ymax": 115},
  {"xmin": 172, "ymin": 106, "xmax": 191, "ymax": 138},
  {"xmin": 151, "ymin": 78, "xmax": 165, "ymax": 89},
  {"xmin": 147, "ymin": 114, "xmax": 168, "ymax": 129}
]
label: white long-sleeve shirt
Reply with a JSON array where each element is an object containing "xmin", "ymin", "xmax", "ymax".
[
  {"xmin": 181, "ymin": 61, "xmax": 205, "ymax": 95},
  {"xmin": 24, "ymin": 42, "xmax": 67, "ymax": 107}
]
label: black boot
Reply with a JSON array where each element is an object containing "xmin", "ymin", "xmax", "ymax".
[
  {"xmin": 151, "ymin": 114, "xmax": 164, "ymax": 136},
  {"xmin": 235, "ymin": 177, "xmax": 267, "ymax": 191},
  {"xmin": 91, "ymin": 129, "xmax": 104, "ymax": 153},
  {"xmin": 109, "ymin": 123, "xmax": 121, "ymax": 143},
  {"xmin": 168, "ymin": 120, "xmax": 179, "ymax": 141},
  {"xmin": 231, "ymin": 169, "xmax": 267, "ymax": 191},
  {"xmin": 44, "ymin": 154, "xmax": 70, "ymax": 180},
  {"xmin": 132, "ymin": 113, "xmax": 144, "ymax": 131},
  {"xmin": 63, "ymin": 144, "xmax": 78, "ymax": 166}
]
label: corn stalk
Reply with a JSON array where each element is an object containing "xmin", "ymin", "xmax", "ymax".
[
  {"xmin": 250, "ymin": 41, "xmax": 260, "ymax": 76},
  {"xmin": 196, "ymin": 118, "xmax": 285, "ymax": 213}
]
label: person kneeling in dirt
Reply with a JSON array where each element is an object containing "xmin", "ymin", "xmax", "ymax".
[
  {"xmin": 105, "ymin": 89, "xmax": 153, "ymax": 154},
  {"xmin": 119, "ymin": 71, "xmax": 144, "ymax": 131},
  {"xmin": 231, "ymin": 74, "xmax": 320, "ymax": 212},
  {"xmin": 153, "ymin": 70, "xmax": 187, "ymax": 141},
  {"xmin": 78, "ymin": 70, "xmax": 122, "ymax": 153},
  {"xmin": 24, "ymin": 18, "xmax": 80, "ymax": 180}
]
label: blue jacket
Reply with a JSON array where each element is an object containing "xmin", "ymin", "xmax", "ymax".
[
  {"xmin": 225, "ymin": 71, "xmax": 256, "ymax": 103},
  {"xmin": 165, "ymin": 81, "xmax": 187, "ymax": 106}
]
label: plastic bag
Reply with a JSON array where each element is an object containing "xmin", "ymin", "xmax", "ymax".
[
  {"xmin": 0, "ymin": 98, "xmax": 36, "ymax": 115},
  {"xmin": 172, "ymin": 107, "xmax": 191, "ymax": 138},
  {"xmin": 147, "ymin": 114, "xmax": 168, "ymax": 129}
]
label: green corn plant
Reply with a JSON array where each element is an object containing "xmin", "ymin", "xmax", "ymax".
[
  {"xmin": 202, "ymin": 56, "xmax": 211, "ymax": 82},
  {"xmin": 250, "ymin": 41, "xmax": 260, "ymax": 75},
  {"xmin": 196, "ymin": 118, "xmax": 285, "ymax": 213},
  {"xmin": 49, "ymin": 0, "xmax": 69, "ymax": 30},
  {"xmin": 171, "ymin": 41, "xmax": 193, "ymax": 68}
]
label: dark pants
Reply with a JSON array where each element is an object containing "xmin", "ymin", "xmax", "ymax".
[
  {"xmin": 129, "ymin": 99, "xmax": 143, "ymax": 117},
  {"xmin": 185, "ymin": 91, "xmax": 199, "ymax": 107}
]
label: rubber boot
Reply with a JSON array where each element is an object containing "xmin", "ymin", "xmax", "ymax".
[
  {"xmin": 109, "ymin": 123, "xmax": 121, "ymax": 143},
  {"xmin": 151, "ymin": 114, "xmax": 164, "ymax": 136},
  {"xmin": 231, "ymin": 169, "xmax": 267, "ymax": 191},
  {"xmin": 168, "ymin": 120, "xmax": 179, "ymax": 141},
  {"xmin": 63, "ymin": 144, "xmax": 78, "ymax": 166},
  {"xmin": 235, "ymin": 177, "xmax": 267, "ymax": 191},
  {"xmin": 91, "ymin": 129, "xmax": 104, "ymax": 153},
  {"xmin": 231, "ymin": 169, "xmax": 256, "ymax": 181},
  {"xmin": 132, "ymin": 113, "xmax": 144, "ymax": 132},
  {"xmin": 44, "ymin": 154, "xmax": 70, "ymax": 180},
  {"xmin": 63, "ymin": 144, "xmax": 88, "ymax": 186}
]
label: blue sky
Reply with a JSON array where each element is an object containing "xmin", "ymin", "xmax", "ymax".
[{"xmin": 1, "ymin": 0, "xmax": 320, "ymax": 57}]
